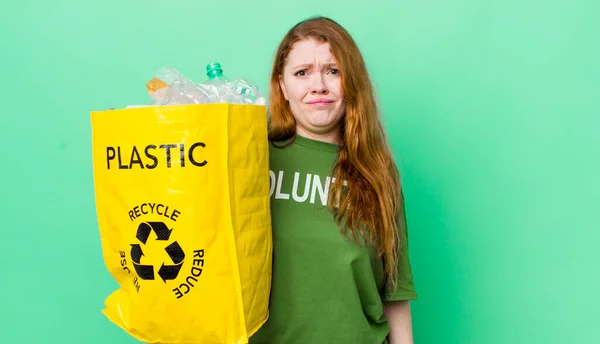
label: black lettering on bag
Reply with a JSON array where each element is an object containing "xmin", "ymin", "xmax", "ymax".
[
  {"xmin": 117, "ymin": 147, "xmax": 128, "ymax": 169},
  {"xmin": 160, "ymin": 144, "xmax": 178, "ymax": 168},
  {"xmin": 145, "ymin": 145, "xmax": 158, "ymax": 169},
  {"xmin": 173, "ymin": 249, "xmax": 205, "ymax": 299},
  {"xmin": 186, "ymin": 276, "xmax": 197, "ymax": 286},
  {"xmin": 129, "ymin": 146, "xmax": 144, "ymax": 169},
  {"xmin": 104, "ymin": 142, "xmax": 207, "ymax": 169},
  {"xmin": 189, "ymin": 142, "xmax": 207, "ymax": 167},
  {"xmin": 107, "ymin": 147, "xmax": 116, "ymax": 169},
  {"xmin": 179, "ymin": 144, "xmax": 185, "ymax": 167}
]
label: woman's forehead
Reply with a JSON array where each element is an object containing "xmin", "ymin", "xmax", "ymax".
[{"xmin": 286, "ymin": 39, "xmax": 337, "ymax": 66}]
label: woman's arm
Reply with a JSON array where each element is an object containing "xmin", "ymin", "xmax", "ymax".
[{"xmin": 383, "ymin": 300, "xmax": 414, "ymax": 344}]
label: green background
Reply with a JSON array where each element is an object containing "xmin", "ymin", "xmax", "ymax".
[{"xmin": 1, "ymin": 0, "xmax": 598, "ymax": 343}]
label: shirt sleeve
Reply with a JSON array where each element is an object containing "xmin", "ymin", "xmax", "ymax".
[{"xmin": 382, "ymin": 190, "xmax": 418, "ymax": 301}]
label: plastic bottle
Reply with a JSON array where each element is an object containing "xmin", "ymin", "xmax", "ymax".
[
  {"xmin": 147, "ymin": 66, "xmax": 211, "ymax": 105},
  {"xmin": 200, "ymin": 62, "xmax": 265, "ymax": 105}
]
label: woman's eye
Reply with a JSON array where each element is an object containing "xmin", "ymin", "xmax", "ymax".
[
  {"xmin": 330, "ymin": 68, "xmax": 339, "ymax": 75},
  {"xmin": 294, "ymin": 70, "xmax": 307, "ymax": 76}
]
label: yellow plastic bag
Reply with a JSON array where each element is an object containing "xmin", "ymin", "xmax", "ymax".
[{"xmin": 90, "ymin": 103, "xmax": 272, "ymax": 344}]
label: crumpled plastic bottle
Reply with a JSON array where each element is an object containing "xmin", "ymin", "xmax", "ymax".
[
  {"xmin": 146, "ymin": 66, "xmax": 212, "ymax": 106},
  {"xmin": 199, "ymin": 62, "xmax": 266, "ymax": 105},
  {"xmin": 144, "ymin": 63, "xmax": 265, "ymax": 106}
]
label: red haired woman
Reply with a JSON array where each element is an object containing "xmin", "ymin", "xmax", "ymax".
[{"xmin": 250, "ymin": 16, "xmax": 417, "ymax": 344}]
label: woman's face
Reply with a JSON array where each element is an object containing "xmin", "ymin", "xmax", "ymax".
[{"xmin": 279, "ymin": 38, "xmax": 346, "ymax": 144}]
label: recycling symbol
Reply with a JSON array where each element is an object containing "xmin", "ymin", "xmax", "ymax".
[{"xmin": 130, "ymin": 221, "xmax": 185, "ymax": 282}]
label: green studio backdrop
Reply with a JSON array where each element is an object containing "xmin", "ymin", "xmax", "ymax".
[{"xmin": 1, "ymin": 0, "xmax": 598, "ymax": 343}]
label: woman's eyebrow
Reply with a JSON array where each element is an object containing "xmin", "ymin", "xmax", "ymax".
[{"xmin": 292, "ymin": 62, "xmax": 338, "ymax": 69}]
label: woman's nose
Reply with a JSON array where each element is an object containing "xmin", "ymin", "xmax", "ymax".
[{"xmin": 311, "ymin": 75, "xmax": 329, "ymax": 94}]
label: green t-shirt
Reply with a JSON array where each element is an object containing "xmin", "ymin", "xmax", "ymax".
[{"xmin": 249, "ymin": 134, "xmax": 417, "ymax": 344}]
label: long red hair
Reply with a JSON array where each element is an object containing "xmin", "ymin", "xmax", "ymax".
[{"xmin": 268, "ymin": 16, "xmax": 406, "ymax": 290}]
